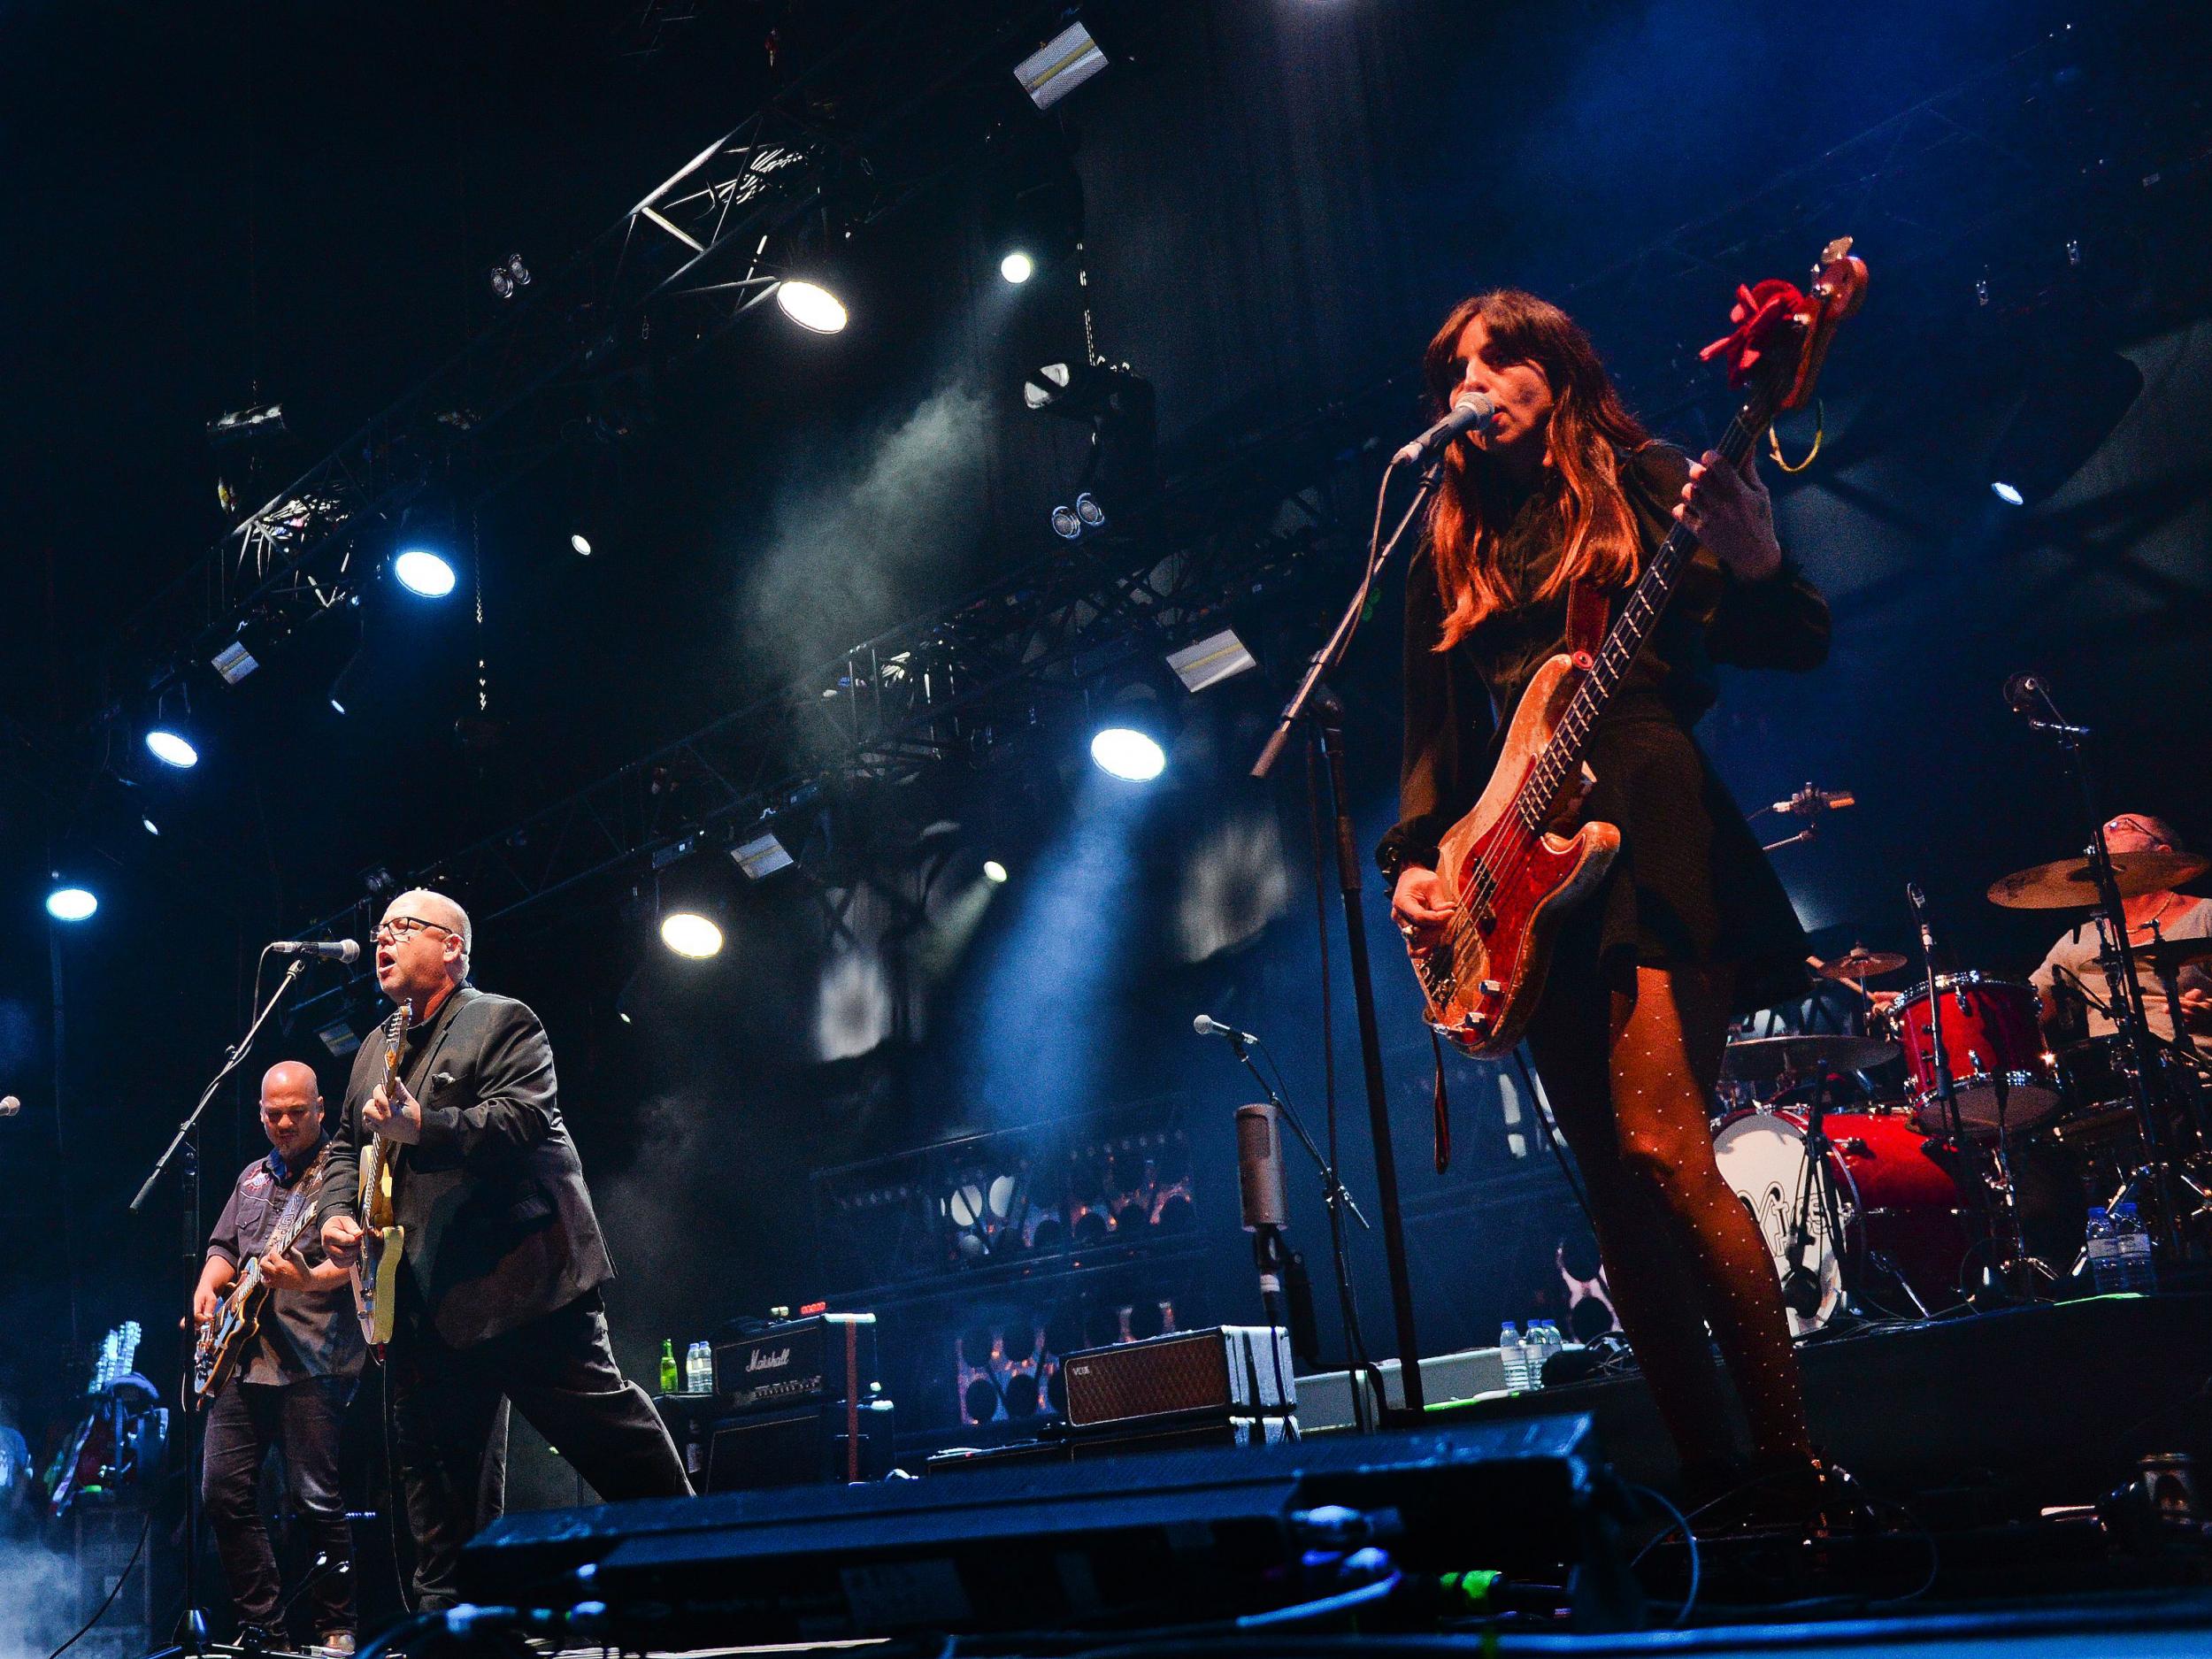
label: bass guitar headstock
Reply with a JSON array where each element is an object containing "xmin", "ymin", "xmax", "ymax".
[{"xmin": 1701, "ymin": 234, "xmax": 1870, "ymax": 431}]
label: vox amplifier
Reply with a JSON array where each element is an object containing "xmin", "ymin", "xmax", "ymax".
[{"xmin": 1061, "ymin": 1325, "xmax": 1294, "ymax": 1432}]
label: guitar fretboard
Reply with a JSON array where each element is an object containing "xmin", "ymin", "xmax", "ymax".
[{"xmin": 1512, "ymin": 410, "xmax": 1763, "ymax": 830}]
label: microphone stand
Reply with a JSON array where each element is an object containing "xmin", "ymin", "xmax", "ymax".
[
  {"xmin": 130, "ymin": 955, "xmax": 307, "ymax": 1657},
  {"xmin": 1213, "ymin": 1031, "xmax": 1383, "ymax": 1432},
  {"xmin": 1251, "ymin": 455, "xmax": 1440, "ymax": 1416}
]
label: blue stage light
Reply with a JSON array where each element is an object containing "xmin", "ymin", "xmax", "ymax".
[
  {"xmin": 46, "ymin": 886, "xmax": 98, "ymax": 922},
  {"xmin": 393, "ymin": 549, "xmax": 458, "ymax": 597},
  {"xmin": 1090, "ymin": 727, "xmax": 1166, "ymax": 781},
  {"xmin": 144, "ymin": 729, "xmax": 199, "ymax": 769}
]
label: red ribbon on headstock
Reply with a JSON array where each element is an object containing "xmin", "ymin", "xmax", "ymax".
[{"xmin": 1698, "ymin": 279, "xmax": 1807, "ymax": 388}]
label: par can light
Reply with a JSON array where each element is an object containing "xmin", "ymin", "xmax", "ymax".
[
  {"xmin": 776, "ymin": 279, "xmax": 849, "ymax": 334},
  {"xmin": 46, "ymin": 886, "xmax": 98, "ymax": 922},
  {"xmin": 144, "ymin": 729, "xmax": 200, "ymax": 769},
  {"xmin": 659, "ymin": 911, "xmax": 725, "ymax": 959},
  {"xmin": 1089, "ymin": 726, "xmax": 1166, "ymax": 782},
  {"xmin": 393, "ymin": 549, "xmax": 457, "ymax": 598}
]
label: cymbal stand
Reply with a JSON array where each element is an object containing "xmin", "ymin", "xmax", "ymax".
[
  {"xmin": 1778, "ymin": 1087, "xmax": 1850, "ymax": 1325},
  {"xmin": 2019, "ymin": 695, "xmax": 2188, "ymax": 1255}
]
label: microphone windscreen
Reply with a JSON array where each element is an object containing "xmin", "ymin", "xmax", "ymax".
[
  {"xmin": 1193, "ymin": 1013, "xmax": 1215, "ymax": 1036},
  {"xmin": 1234, "ymin": 1102, "xmax": 1289, "ymax": 1231}
]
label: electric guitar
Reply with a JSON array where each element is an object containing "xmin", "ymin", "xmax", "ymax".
[
  {"xmin": 1409, "ymin": 238, "xmax": 1868, "ymax": 1057},
  {"xmin": 351, "ymin": 1003, "xmax": 411, "ymax": 1348},
  {"xmin": 193, "ymin": 1148, "xmax": 329, "ymax": 1405}
]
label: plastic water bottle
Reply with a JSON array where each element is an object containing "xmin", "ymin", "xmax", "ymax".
[
  {"xmin": 1499, "ymin": 1322, "xmax": 1529, "ymax": 1392},
  {"xmin": 2113, "ymin": 1202, "xmax": 2158, "ymax": 1293},
  {"xmin": 1529, "ymin": 1320, "xmax": 1562, "ymax": 1388},
  {"xmin": 687, "ymin": 1340, "xmax": 712, "ymax": 1394},
  {"xmin": 2085, "ymin": 1207, "xmax": 2122, "ymax": 1294}
]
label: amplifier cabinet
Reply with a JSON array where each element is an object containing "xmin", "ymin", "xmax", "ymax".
[
  {"xmin": 1061, "ymin": 1325, "xmax": 1293, "ymax": 1431},
  {"xmin": 712, "ymin": 1312, "xmax": 876, "ymax": 1417},
  {"xmin": 706, "ymin": 1398, "xmax": 895, "ymax": 1492}
]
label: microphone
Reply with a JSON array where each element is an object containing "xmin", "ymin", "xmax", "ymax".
[
  {"xmin": 2004, "ymin": 671, "xmax": 2091, "ymax": 737},
  {"xmin": 0, "ymin": 1095, "xmax": 19, "ymax": 1118},
  {"xmin": 1234, "ymin": 1103, "xmax": 1289, "ymax": 1233},
  {"xmin": 270, "ymin": 939, "xmax": 361, "ymax": 963},
  {"xmin": 1392, "ymin": 393, "xmax": 1499, "ymax": 467},
  {"xmin": 1906, "ymin": 882, "xmax": 1936, "ymax": 958},
  {"xmin": 1770, "ymin": 785, "xmax": 1855, "ymax": 818},
  {"xmin": 1194, "ymin": 1013, "xmax": 1260, "ymax": 1047}
]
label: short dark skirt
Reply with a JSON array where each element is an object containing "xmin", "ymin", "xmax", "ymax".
[{"xmin": 1545, "ymin": 708, "xmax": 1812, "ymax": 1019}]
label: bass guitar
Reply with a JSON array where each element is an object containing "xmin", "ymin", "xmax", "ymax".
[
  {"xmin": 1409, "ymin": 238, "xmax": 1867, "ymax": 1057},
  {"xmin": 193, "ymin": 1147, "xmax": 330, "ymax": 1405},
  {"xmin": 352, "ymin": 1003, "xmax": 411, "ymax": 1348}
]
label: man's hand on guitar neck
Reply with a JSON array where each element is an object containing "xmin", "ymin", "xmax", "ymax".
[
  {"xmin": 363, "ymin": 1076, "xmax": 424, "ymax": 1144},
  {"xmin": 320, "ymin": 1213, "xmax": 365, "ymax": 1267}
]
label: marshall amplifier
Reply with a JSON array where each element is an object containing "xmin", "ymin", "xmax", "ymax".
[
  {"xmin": 712, "ymin": 1311, "xmax": 877, "ymax": 1417},
  {"xmin": 1061, "ymin": 1325, "xmax": 1294, "ymax": 1432}
]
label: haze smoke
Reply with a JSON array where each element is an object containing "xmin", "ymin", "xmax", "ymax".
[{"xmin": 740, "ymin": 382, "xmax": 991, "ymax": 694}]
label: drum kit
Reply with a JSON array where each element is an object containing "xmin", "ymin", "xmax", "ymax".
[{"xmin": 1711, "ymin": 846, "xmax": 2212, "ymax": 1335}]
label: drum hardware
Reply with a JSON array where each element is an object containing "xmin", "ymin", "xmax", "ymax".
[
  {"xmin": 1755, "ymin": 781, "xmax": 1856, "ymax": 855},
  {"xmin": 1998, "ymin": 669, "xmax": 2200, "ymax": 1256},
  {"xmin": 1903, "ymin": 883, "xmax": 2033, "ymax": 1304}
]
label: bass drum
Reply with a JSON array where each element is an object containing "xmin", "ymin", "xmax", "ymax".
[{"xmin": 1713, "ymin": 1109, "xmax": 1976, "ymax": 1334}]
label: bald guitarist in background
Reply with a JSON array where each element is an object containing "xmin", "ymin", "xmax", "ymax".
[{"xmin": 318, "ymin": 888, "xmax": 687, "ymax": 1609}]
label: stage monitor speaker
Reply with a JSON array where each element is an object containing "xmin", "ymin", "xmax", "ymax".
[{"xmin": 462, "ymin": 1412, "xmax": 1638, "ymax": 1640}]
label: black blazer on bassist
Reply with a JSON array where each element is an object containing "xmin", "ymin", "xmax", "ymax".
[{"xmin": 315, "ymin": 983, "xmax": 616, "ymax": 1348}]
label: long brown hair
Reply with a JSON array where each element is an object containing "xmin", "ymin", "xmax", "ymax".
[{"xmin": 1421, "ymin": 290, "xmax": 1650, "ymax": 649}]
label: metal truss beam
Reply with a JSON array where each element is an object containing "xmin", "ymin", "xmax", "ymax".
[{"xmin": 102, "ymin": 0, "xmax": 1058, "ymax": 724}]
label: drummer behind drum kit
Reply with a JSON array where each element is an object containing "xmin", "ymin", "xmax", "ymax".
[{"xmin": 1710, "ymin": 676, "xmax": 2212, "ymax": 1334}]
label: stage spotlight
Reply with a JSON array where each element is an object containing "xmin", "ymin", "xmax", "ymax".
[
  {"xmin": 1073, "ymin": 492, "xmax": 1106, "ymax": 529},
  {"xmin": 570, "ymin": 533, "xmax": 593, "ymax": 556},
  {"xmin": 1000, "ymin": 250, "xmax": 1035, "ymax": 285},
  {"xmin": 46, "ymin": 886, "xmax": 98, "ymax": 923},
  {"xmin": 1049, "ymin": 503, "xmax": 1082, "ymax": 540},
  {"xmin": 1991, "ymin": 480, "xmax": 2025, "ymax": 506},
  {"xmin": 982, "ymin": 859, "xmax": 1010, "ymax": 885},
  {"xmin": 733, "ymin": 832, "xmax": 795, "ymax": 881},
  {"xmin": 1090, "ymin": 726, "xmax": 1165, "ymax": 782},
  {"xmin": 144, "ymin": 729, "xmax": 200, "ymax": 770},
  {"xmin": 775, "ymin": 279, "xmax": 849, "ymax": 334},
  {"xmin": 142, "ymin": 818, "xmax": 159, "ymax": 837},
  {"xmin": 489, "ymin": 254, "xmax": 531, "ymax": 300},
  {"xmin": 1166, "ymin": 627, "xmax": 1256, "ymax": 694},
  {"xmin": 659, "ymin": 910, "xmax": 724, "ymax": 958},
  {"xmin": 393, "ymin": 549, "xmax": 457, "ymax": 598}
]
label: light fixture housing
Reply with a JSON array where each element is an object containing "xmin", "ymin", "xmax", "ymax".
[
  {"xmin": 776, "ymin": 279, "xmax": 849, "ymax": 334},
  {"xmin": 393, "ymin": 549, "xmax": 457, "ymax": 598},
  {"xmin": 1015, "ymin": 19, "xmax": 1109, "ymax": 111},
  {"xmin": 145, "ymin": 729, "xmax": 200, "ymax": 769},
  {"xmin": 1166, "ymin": 627, "xmax": 1257, "ymax": 694},
  {"xmin": 660, "ymin": 911, "xmax": 725, "ymax": 958},
  {"xmin": 733, "ymin": 833, "xmax": 796, "ymax": 881},
  {"xmin": 1090, "ymin": 726, "xmax": 1167, "ymax": 782},
  {"xmin": 46, "ymin": 886, "xmax": 98, "ymax": 922}
]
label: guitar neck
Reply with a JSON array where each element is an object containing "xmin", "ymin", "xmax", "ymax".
[{"xmin": 1514, "ymin": 412, "xmax": 1765, "ymax": 826}]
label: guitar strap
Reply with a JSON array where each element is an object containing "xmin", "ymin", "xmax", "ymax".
[{"xmin": 1432, "ymin": 578, "xmax": 1613, "ymax": 1177}]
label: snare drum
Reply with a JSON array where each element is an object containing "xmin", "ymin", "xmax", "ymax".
[
  {"xmin": 1713, "ymin": 1108, "xmax": 1975, "ymax": 1332},
  {"xmin": 1893, "ymin": 972, "xmax": 2062, "ymax": 1135}
]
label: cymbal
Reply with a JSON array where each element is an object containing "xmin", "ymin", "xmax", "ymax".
[
  {"xmin": 2134, "ymin": 933, "xmax": 2212, "ymax": 977},
  {"xmin": 1813, "ymin": 944, "xmax": 1909, "ymax": 983},
  {"xmin": 1986, "ymin": 850, "xmax": 2212, "ymax": 910},
  {"xmin": 1721, "ymin": 1033, "xmax": 1901, "ymax": 1082}
]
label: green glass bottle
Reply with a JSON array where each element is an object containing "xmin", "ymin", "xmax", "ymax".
[{"xmin": 658, "ymin": 1338, "xmax": 679, "ymax": 1394}]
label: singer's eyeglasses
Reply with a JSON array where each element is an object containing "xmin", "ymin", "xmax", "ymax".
[{"xmin": 375, "ymin": 916, "xmax": 456, "ymax": 944}]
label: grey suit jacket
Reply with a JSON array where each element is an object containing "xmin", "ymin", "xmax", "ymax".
[{"xmin": 317, "ymin": 983, "xmax": 615, "ymax": 1348}]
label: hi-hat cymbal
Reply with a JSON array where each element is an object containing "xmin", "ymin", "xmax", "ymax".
[
  {"xmin": 1813, "ymin": 944, "xmax": 1909, "ymax": 983},
  {"xmin": 1987, "ymin": 850, "xmax": 2212, "ymax": 910},
  {"xmin": 1720, "ymin": 1033, "xmax": 1901, "ymax": 1082}
]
